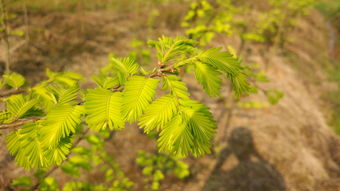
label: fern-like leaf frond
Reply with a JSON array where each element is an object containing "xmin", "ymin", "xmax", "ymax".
[
  {"xmin": 194, "ymin": 62, "xmax": 222, "ymax": 96},
  {"xmin": 41, "ymin": 105, "xmax": 84, "ymax": 147},
  {"xmin": 197, "ymin": 48, "xmax": 241, "ymax": 75},
  {"xmin": 46, "ymin": 69, "xmax": 83, "ymax": 87},
  {"xmin": 5, "ymin": 95, "xmax": 37, "ymax": 121},
  {"xmin": 139, "ymin": 95, "xmax": 178, "ymax": 133},
  {"xmin": 6, "ymin": 122, "xmax": 72, "ymax": 169},
  {"xmin": 162, "ymin": 75, "xmax": 190, "ymax": 100},
  {"xmin": 122, "ymin": 76, "xmax": 159, "ymax": 122},
  {"xmin": 149, "ymin": 36, "xmax": 195, "ymax": 63},
  {"xmin": 109, "ymin": 55, "xmax": 139, "ymax": 85},
  {"xmin": 85, "ymin": 88, "xmax": 124, "ymax": 130},
  {"xmin": 228, "ymin": 70, "xmax": 253, "ymax": 97},
  {"xmin": 45, "ymin": 137, "xmax": 71, "ymax": 165},
  {"xmin": 181, "ymin": 100, "xmax": 216, "ymax": 156},
  {"xmin": 55, "ymin": 86, "xmax": 80, "ymax": 105},
  {"xmin": 197, "ymin": 48, "xmax": 251, "ymax": 97},
  {"xmin": 3, "ymin": 72, "xmax": 25, "ymax": 88},
  {"xmin": 158, "ymin": 115, "xmax": 193, "ymax": 157},
  {"xmin": 91, "ymin": 74, "xmax": 119, "ymax": 89},
  {"xmin": 158, "ymin": 100, "xmax": 216, "ymax": 157},
  {"xmin": 7, "ymin": 123, "xmax": 48, "ymax": 169}
]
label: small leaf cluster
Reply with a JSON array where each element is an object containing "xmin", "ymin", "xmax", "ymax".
[
  {"xmin": 182, "ymin": 0, "xmax": 238, "ymax": 45},
  {"xmin": 237, "ymin": 63, "xmax": 284, "ymax": 109},
  {"xmin": 3, "ymin": 69, "xmax": 83, "ymax": 169},
  {"xmin": 136, "ymin": 150, "xmax": 190, "ymax": 190},
  {"xmin": 0, "ymin": 2, "xmax": 25, "ymax": 40},
  {"xmin": 11, "ymin": 131, "xmax": 134, "ymax": 191},
  {"xmin": 182, "ymin": 0, "xmax": 315, "ymax": 46},
  {"xmin": 1, "ymin": 72, "xmax": 26, "ymax": 89}
]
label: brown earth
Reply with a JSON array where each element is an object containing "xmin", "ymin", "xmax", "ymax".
[{"xmin": 0, "ymin": 5, "xmax": 340, "ymax": 191}]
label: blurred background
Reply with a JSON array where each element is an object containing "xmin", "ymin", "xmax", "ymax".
[{"xmin": 0, "ymin": 0, "xmax": 340, "ymax": 190}]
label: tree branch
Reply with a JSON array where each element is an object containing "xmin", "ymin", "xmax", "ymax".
[
  {"xmin": 0, "ymin": 116, "xmax": 41, "ymax": 130},
  {"xmin": 0, "ymin": 0, "xmax": 11, "ymax": 72},
  {"xmin": 0, "ymin": 88, "xmax": 28, "ymax": 97}
]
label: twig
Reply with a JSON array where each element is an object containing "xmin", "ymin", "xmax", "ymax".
[
  {"xmin": 148, "ymin": 66, "xmax": 175, "ymax": 78},
  {"xmin": 23, "ymin": 2, "xmax": 29, "ymax": 42},
  {"xmin": 0, "ymin": 0, "xmax": 11, "ymax": 72},
  {"xmin": 0, "ymin": 88, "xmax": 27, "ymax": 97},
  {"xmin": 0, "ymin": 116, "xmax": 41, "ymax": 130},
  {"xmin": 9, "ymin": 39, "xmax": 27, "ymax": 54},
  {"xmin": 217, "ymin": 86, "xmax": 236, "ymax": 144}
]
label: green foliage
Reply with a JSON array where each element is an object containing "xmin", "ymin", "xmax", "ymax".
[
  {"xmin": 3, "ymin": 69, "xmax": 83, "ymax": 169},
  {"xmin": 6, "ymin": 122, "xmax": 72, "ymax": 169},
  {"xmin": 182, "ymin": 0, "xmax": 315, "ymax": 46},
  {"xmin": 11, "ymin": 131, "xmax": 134, "ymax": 191},
  {"xmin": 109, "ymin": 54, "xmax": 139, "ymax": 85},
  {"xmin": 149, "ymin": 36, "xmax": 195, "ymax": 63},
  {"xmin": 39, "ymin": 177, "xmax": 59, "ymax": 191},
  {"xmin": 162, "ymin": 75, "xmax": 190, "ymax": 100},
  {"xmin": 139, "ymin": 95, "xmax": 178, "ymax": 132},
  {"xmin": 1, "ymin": 36, "xmax": 252, "ymax": 190},
  {"xmin": 182, "ymin": 0, "xmax": 237, "ymax": 45},
  {"xmin": 122, "ymin": 76, "xmax": 159, "ymax": 122},
  {"xmin": 59, "ymin": 132, "xmax": 134, "ymax": 191},
  {"xmin": 265, "ymin": 89, "xmax": 284, "ymax": 105},
  {"xmin": 315, "ymin": 0, "xmax": 340, "ymax": 19},
  {"xmin": 136, "ymin": 150, "xmax": 190, "ymax": 190},
  {"xmin": 194, "ymin": 61, "xmax": 222, "ymax": 96},
  {"xmin": 45, "ymin": 69, "xmax": 83, "ymax": 87},
  {"xmin": 11, "ymin": 176, "xmax": 33, "ymax": 187},
  {"xmin": 53, "ymin": 86, "xmax": 80, "ymax": 106},
  {"xmin": 2, "ymin": 72, "xmax": 25, "ymax": 89},
  {"xmin": 85, "ymin": 89, "xmax": 124, "ymax": 130},
  {"xmin": 4, "ymin": 94, "xmax": 37, "ymax": 121},
  {"xmin": 41, "ymin": 105, "xmax": 84, "ymax": 147},
  {"xmin": 196, "ymin": 48, "xmax": 252, "ymax": 97},
  {"xmin": 129, "ymin": 39, "xmax": 152, "ymax": 65},
  {"xmin": 325, "ymin": 62, "xmax": 340, "ymax": 134},
  {"xmin": 158, "ymin": 99, "xmax": 217, "ymax": 156}
]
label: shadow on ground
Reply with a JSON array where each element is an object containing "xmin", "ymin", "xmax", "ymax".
[{"xmin": 203, "ymin": 127, "xmax": 286, "ymax": 191}]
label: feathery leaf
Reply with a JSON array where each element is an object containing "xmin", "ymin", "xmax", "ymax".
[
  {"xmin": 122, "ymin": 76, "xmax": 159, "ymax": 122},
  {"xmin": 91, "ymin": 74, "xmax": 119, "ymax": 89},
  {"xmin": 55, "ymin": 86, "xmax": 80, "ymax": 105},
  {"xmin": 158, "ymin": 115, "xmax": 193, "ymax": 157},
  {"xmin": 46, "ymin": 69, "xmax": 83, "ymax": 87},
  {"xmin": 41, "ymin": 105, "xmax": 84, "ymax": 147},
  {"xmin": 162, "ymin": 75, "xmax": 190, "ymax": 100},
  {"xmin": 158, "ymin": 100, "xmax": 216, "ymax": 157},
  {"xmin": 109, "ymin": 55, "xmax": 139, "ymax": 85},
  {"xmin": 6, "ymin": 122, "xmax": 72, "ymax": 169},
  {"xmin": 5, "ymin": 95, "xmax": 37, "ymax": 121},
  {"xmin": 6, "ymin": 123, "xmax": 48, "ymax": 169},
  {"xmin": 149, "ymin": 36, "xmax": 196, "ymax": 63},
  {"xmin": 197, "ymin": 48, "xmax": 241, "ymax": 75},
  {"xmin": 3, "ymin": 72, "xmax": 25, "ymax": 88},
  {"xmin": 193, "ymin": 62, "xmax": 222, "ymax": 96},
  {"xmin": 139, "ymin": 95, "xmax": 178, "ymax": 133},
  {"xmin": 85, "ymin": 88, "xmax": 124, "ymax": 130},
  {"xmin": 197, "ymin": 48, "xmax": 251, "ymax": 97},
  {"xmin": 45, "ymin": 137, "xmax": 71, "ymax": 165}
]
